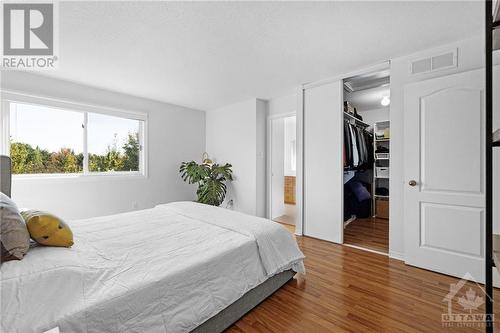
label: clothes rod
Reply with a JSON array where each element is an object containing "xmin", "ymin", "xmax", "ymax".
[{"xmin": 343, "ymin": 112, "xmax": 370, "ymax": 128}]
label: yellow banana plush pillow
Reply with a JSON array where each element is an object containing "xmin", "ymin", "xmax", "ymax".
[{"xmin": 20, "ymin": 210, "xmax": 74, "ymax": 247}]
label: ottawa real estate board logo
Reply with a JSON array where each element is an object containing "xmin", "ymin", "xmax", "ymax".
[
  {"xmin": 442, "ymin": 272, "xmax": 494, "ymax": 328},
  {"xmin": 2, "ymin": 2, "xmax": 58, "ymax": 69}
]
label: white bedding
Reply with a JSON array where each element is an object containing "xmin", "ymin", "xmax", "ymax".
[{"xmin": 1, "ymin": 201, "xmax": 304, "ymax": 333}]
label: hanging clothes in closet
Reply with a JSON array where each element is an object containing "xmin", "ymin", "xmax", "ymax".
[
  {"xmin": 343, "ymin": 119, "xmax": 373, "ymax": 221},
  {"xmin": 343, "ymin": 120, "xmax": 373, "ymax": 169}
]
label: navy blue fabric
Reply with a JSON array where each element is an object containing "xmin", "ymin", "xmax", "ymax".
[{"xmin": 348, "ymin": 180, "xmax": 371, "ymax": 202}]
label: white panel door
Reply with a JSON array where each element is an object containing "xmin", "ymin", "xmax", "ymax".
[
  {"xmin": 303, "ymin": 81, "xmax": 343, "ymax": 243},
  {"xmin": 404, "ymin": 69, "xmax": 485, "ymax": 281}
]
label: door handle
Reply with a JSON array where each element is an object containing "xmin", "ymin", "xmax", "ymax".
[{"xmin": 409, "ymin": 180, "xmax": 417, "ymax": 186}]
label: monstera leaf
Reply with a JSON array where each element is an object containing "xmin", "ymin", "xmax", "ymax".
[
  {"xmin": 179, "ymin": 161, "xmax": 233, "ymax": 206},
  {"xmin": 197, "ymin": 179, "xmax": 227, "ymax": 206},
  {"xmin": 179, "ymin": 161, "xmax": 209, "ymax": 184}
]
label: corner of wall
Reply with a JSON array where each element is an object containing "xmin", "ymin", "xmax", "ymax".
[{"xmin": 256, "ymin": 99, "xmax": 268, "ymax": 217}]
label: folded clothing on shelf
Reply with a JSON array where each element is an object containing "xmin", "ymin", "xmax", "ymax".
[
  {"xmin": 376, "ymin": 153, "xmax": 389, "ymax": 159},
  {"xmin": 375, "ymin": 146, "xmax": 389, "ymax": 153},
  {"xmin": 375, "ymin": 130, "xmax": 385, "ymax": 139},
  {"xmin": 376, "ymin": 187, "xmax": 389, "ymax": 196}
]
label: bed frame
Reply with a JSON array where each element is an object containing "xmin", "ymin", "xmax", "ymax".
[
  {"xmin": 0, "ymin": 155, "xmax": 12, "ymax": 197},
  {"xmin": 192, "ymin": 269, "xmax": 295, "ymax": 333}
]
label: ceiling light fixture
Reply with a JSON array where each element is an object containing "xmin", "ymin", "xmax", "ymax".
[{"xmin": 381, "ymin": 96, "xmax": 390, "ymax": 106}]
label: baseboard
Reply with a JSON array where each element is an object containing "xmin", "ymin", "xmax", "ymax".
[
  {"xmin": 343, "ymin": 243, "xmax": 388, "ymax": 256},
  {"xmin": 389, "ymin": 250, "xmax": 405, "ymax": 262}
]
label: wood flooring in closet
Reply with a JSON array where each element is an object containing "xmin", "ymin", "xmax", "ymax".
[
  {"xmin": 343, "ymin": 217, "xmax": 389, "ymax": 253},
  {"xmin": 228, "ymin": 230, "xmax": 500, "ymax": 333}
]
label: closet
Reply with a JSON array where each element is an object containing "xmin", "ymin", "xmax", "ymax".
[
  {"xmin": 302, "ymin": 65, "xmax": 391, "ymax": 253},
  {"xmin": 342, "ymin": 70, "xmax": 390, "ymax": 254}
]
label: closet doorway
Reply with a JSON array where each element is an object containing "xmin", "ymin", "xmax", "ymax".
[
  {"xmin": 269, "ymin": 114, "xmax": 297, "ymax": 228},
  {"xmin": 342, "ymin": 68, "xmax": 390, "ymax": 254}
]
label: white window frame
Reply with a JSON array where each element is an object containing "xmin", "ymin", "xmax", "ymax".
[{"xmin": 0, "ymin": 90, "xmax": 148, "ymax": 179}]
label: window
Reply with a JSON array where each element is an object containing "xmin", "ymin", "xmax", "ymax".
[
  {"xmin": 3, "ymin": 97, "xmax": 146, "ymax": 176},
  {"xmin": 87, "ymin": 113, "xmax": 141, "ymax": 173},
  {"xmin": 10, "ymin": 103, "xmax": 84, "ymax": 174}
]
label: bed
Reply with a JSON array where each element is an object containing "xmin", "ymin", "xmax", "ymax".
[{"xmin": 0, "ymin": 157, "xmax": 305, "ymax": 333}]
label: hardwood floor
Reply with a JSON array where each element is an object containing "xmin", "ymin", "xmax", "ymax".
[
  {"xmin": 228, "ymin": 234, "xmax": 500, "ymax": 333},
  {"xmin": 344, "ymin": 217, "xmax": 389, "ymax": 253},
  {"xmin": 273, "ymin": 215, "xmax": 296, "ymax": 226},
  {"xmin": 276, "ymin": 222, "xmax": 296, "ymax": 234}
]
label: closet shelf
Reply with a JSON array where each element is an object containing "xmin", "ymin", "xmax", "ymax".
[{"xmin": 373, "ymin": 120, "xmax": 390, "ymax": 219}]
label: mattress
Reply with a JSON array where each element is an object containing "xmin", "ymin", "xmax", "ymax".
[{"xmin": 1, "ymin": 202, "xmax": 304, "ymax": 333}]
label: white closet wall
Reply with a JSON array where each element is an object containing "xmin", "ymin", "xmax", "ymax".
[
  {"xmin": 358, "ymin": 107, "xmax": 389, "ymax": 125},
  {"xmin": 303, "ymin": 80, "xmax": 344, "ymax": 243}
]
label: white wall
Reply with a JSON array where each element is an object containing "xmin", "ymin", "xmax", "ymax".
[
  {"xmin": 358, "ymin": 107, "xmax": 389, "ymax": 126},
  {"xmin": 268, "ymin": 93, "xmax": 296, "ymax": 117},
  {"xmin": 256, "ymin": 99, "xmax": 267, "ymax": 217},
  {"xmin": 1, "ymin": 71, "xmax": 206, "ymax": 220},
  {"xmin": 205, "ymin": 98, "xmax": 266, "ymax": 217}
]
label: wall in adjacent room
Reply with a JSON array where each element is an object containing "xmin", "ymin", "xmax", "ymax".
[
  {"xmin": 1, "ymin": 71, "xmax": 206, "ymax": 220},
  {"xmin": 283, "ymin": 116, "xmax": 296, "ymax": 177},
  {"xmin": 205, "ymin": 98, "xmax": 266, "ymax": 216}
]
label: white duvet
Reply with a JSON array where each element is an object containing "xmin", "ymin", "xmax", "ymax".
[{"xmin": 1, "ymin": 202, "xmax": 304, "ymax": 333}]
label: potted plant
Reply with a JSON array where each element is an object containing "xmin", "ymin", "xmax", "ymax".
[{"xmin": 179, "ymin": 157, "xmax": 233, "ymax": 206}]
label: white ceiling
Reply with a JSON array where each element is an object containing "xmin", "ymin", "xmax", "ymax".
[
  {"xmin": 43, "ymin": 1, "xmax": 482, "ymax": 110},
  {"xmin": 347, "ymin": 85, "xmax": 391, "ymax": 112}
]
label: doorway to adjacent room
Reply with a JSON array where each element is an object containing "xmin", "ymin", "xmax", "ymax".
[{"xmin": 269, "ymin": 114, "xmax": 297, "ymax": 228}]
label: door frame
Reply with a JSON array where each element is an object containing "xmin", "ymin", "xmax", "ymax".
[{"xmin": 266, "ymin": 112, "xmax": 296, "ymax": 226}]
